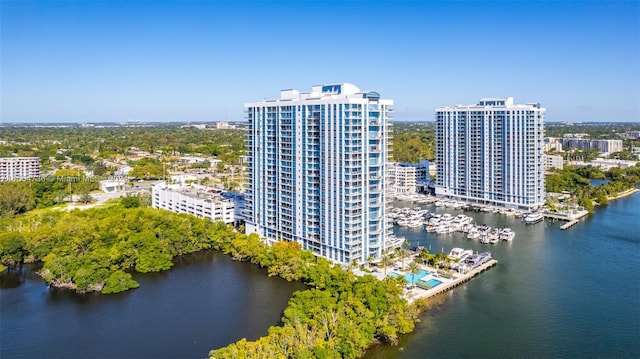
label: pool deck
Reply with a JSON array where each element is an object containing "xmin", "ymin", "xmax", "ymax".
[
  {"xmin": 382, "ymin": 259, "xmax": 498, "ymax": 303},
  {"xmin": 356, "ymin": 257, "xmax": 498, "ymax": 303}
]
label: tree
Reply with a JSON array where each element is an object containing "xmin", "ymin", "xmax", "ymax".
[
  {"xmin": 79, "ymin": 192, "xmax": 93, "ymax": 204},
  {"xmin": 0, "ymin": 182, "xmax": 35, "ymax": 217},
  {"xmin": 121, "ymin": 196, "xmax": 141, "ymax": 208},
  {"xmin": 349, "ymin": 258, "xmax": 359, "ymax": 272},
  {"xmin": 366, "ymin": 255, "xmax": 375, "ymax": 270},
  {"xmin": 381, "ymin": 251, "xmax": 392, "ymax": 276},
  {"xmin": 407, "ymin": 262, "xmax": 421, "ymax": 289},
  {"xmin": 418, "ymin": 248, "xmax": 431, "ymax": 266},
  {"xmin": 395, "ymin": 247, "xmax": 407, "ymax": 270},
  {"xmin": 0, "ymin": 232, "xmax": 26, "ymax": 266}
]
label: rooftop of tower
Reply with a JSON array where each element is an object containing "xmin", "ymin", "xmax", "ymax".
[{"xmin": 246, "ymin": 83, "xmax": 388, "ymax": 106}]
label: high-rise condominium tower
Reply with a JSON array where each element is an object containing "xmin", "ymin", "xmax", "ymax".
[
  {"xmin": 435, "ymin": 97, "xmax": 545, "ymax": 210},
  {"xmin": 245, "ymin": 83, "xmax": 402, "ymax": 264}
]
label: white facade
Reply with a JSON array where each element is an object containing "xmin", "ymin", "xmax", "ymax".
[
  {"xmin": 435, "ymin": 97, "xmax": 545, "ymax": 210},
  {"xmin": 245, "ymin": 83, "xmax": 402, "ymax": 264},
  {"xmin": 545, "ymin": 154, "xmax": 564, "ymax": 170},
  {"xmin": 0, "ymin": 157, "xmax": 41, "ymax": 181},
  {"xmin": 388, "ymin": 162, "xmax": 417, "ymax": 193},
  {"xmin": 544, "ymin": 137, "xmax": 563, "ymax": 152},
  {"xmin": 151, "ymin": 181, "xmax": 235, "ymax": 224},
  {"xmin": 100, "ymin": 179, "xmax": 125, "ymax": 193}
]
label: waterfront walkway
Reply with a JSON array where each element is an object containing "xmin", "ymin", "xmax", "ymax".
[
  {"xmin": 404, "ymin": 259, "xmax": 498, "ymax": 303},
  {"xmin": 362, "ymin": 258, "xmax": 498, "ymax": 303}
]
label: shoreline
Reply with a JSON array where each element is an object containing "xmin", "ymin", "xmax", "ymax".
[{"xmin": 607, "ymin": 188, "xmax": 640, "ymax": 201}]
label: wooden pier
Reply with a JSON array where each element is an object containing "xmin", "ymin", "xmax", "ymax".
[{"xmin": 560, "ymin": 220, "xmax": 580, "ymax": 230}]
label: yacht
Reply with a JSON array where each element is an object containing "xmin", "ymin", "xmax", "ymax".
[
  {"xmin": 447, "ymin": 247, "xmax": 465, "ymax": 260},
  {"xmin": 467, "ymin": 230, "xmax": 480, "ymax": 240},
  {"xmin": 500, "ymin": 228, "xmax": 515, "ymax": 241},
  {"xmin": 523, "ymin": 212, "xmax": 544, "ymax": 224},
  {"xmin": 436, "ymin": 225, "xmax": 454, "ymax": 234}
]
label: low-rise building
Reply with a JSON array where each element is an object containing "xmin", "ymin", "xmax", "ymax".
[
  {"xmin": 388, "ymin": 162, "xmax": 417, "ymax": 193},
  {"xmin": 151, "ymin": 181, "xmax": 235, "ymax": 224},
  {"xmin": 0, "ymin": 157, "xmax": 41, "ymax": 181},
  {"xmin": 588, "ymin": 158, "xmax": 638, "ymax": 170},
  {"xmin": 544, "ymin": 137, "xmax": 563, "ymax": 152},
  {"xmin": 545, "ymin": 154, "xmax": 564, "ymax": 170},
  {"xmin": 100, "ymin": 179, "xmax": 126, "ymax": 193},
  {"xmin": 561, "ymin": 138, "xmax": 623, "ymax": 154}
]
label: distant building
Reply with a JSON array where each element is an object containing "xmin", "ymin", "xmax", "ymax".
[
  {"xmin": 435, "ymin": 97, "xmax": 545, "ymax": 210},
  {"xmin": 388, "ymin": 162, "xmax": 417, "ymax": 193},
  {"xmin": 179, "ymin": 156, "xmax": 211, "ymax": 165},
  {"xmin": 388, "ymin": 160, "xmax": 430, "ymax": 194},
  {"xmin": 114, "ymin": 165, "xmax": 132, "ymax": 176},
  {"xmin": 625, "ymin": 130, "xmax": 640, "ymax": 139},
  {"xmin": 100, "ymin": 179, "xmax": 125, "ymax": 193},
  {"xmin": 563, "ymin": 133, "xmax": 589, "ymax": 138},
  {"xmin": 561, "ymin": 138, "xmax": 623, "ymax": 154},
  {"xmin": 0, "ymin": 157, "xmax": 41, "ymax": 181},
  {"xmin": 151, "ymin": 181, "xmax": 235, "ymax": 224},
  {"xmin": 545, "ymin": 154, "xmax": 564, "ymax": 170},
  {"xmin": 544, "ymin": 137, "xmax": 563, "ymax": 152},
  {"xmin": 586, "ymin": 158, "xmax": 638, "ymax": 170},
  {"xmin": 214, "ymin": 121, "xmax": 234, "ymax": 129}
]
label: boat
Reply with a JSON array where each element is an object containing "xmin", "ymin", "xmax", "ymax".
[
  {"xmin": 447, "ymin": 247, "xmax": 465, "ymax": 260},
  {"xmin": 407, "ymin": 220, "xmax": 422, "ymax": 228},
  {"xmin": 500, "ymin": 228, "xmax": 515, "ymax": 241},
  {"xmin": 436, "ymin": 225, "xmax": 454, "ymax": 234},
  {"xmin": 467, "ymin": 230, "xmax": 480, "ymax": 240},
  {"xmin": 523, "ymin": 212, "xmax": 544, "ymax": 224}
]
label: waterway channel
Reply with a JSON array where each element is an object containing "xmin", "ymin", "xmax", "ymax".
[
  {"xmin": 1, "ymin": 193, "xmax": 639, "ymax": 358},
  {"xmin": 365, "ymin": 191, "xmax": 640, "ymax": 358},
  {"xmin": 0, "ymin": 251, "xmax": 306, "ymax": 358}
]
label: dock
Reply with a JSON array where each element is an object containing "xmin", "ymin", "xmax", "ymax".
[
  {"xmin": 405, "ymin": 259, "xmax": 498, "ymax": 302},
  {"xmin": 560, "ymin": 219, "xmax": 580, "ymax": 230},
  {"xmin": 543, "ymin": 210, "xmax": 588, "ymax": 221}
]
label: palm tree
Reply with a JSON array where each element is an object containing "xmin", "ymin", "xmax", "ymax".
[
  {"xmin": 395, "ymin": 247, "xmax": 407, "ymax": 270},
  {"xmin": 366, "ymin": 255, "xmax": 375, "ymax": 270},
  {"xmin": 407, "ymin": 262, "xmax": 421, "ymax": 289},
  {"xmin": 349, "ymin": 258, "xmax": 359, "ymax": 272},
  {"xmin": 419, "ymin": 248, "xmax": 430, "ymax": 265},
  {"xmin": 381, "ymin": 251, "xmax": 391, "ymax": 276}
]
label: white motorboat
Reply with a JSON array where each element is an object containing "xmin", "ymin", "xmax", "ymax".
[
  {"xmin": 524, "ymin": 212, "xmax": 544, "ymax": 224},
  {"xmin": 500, "ymin": 228, "xmax": 515, "ymax": 241}
]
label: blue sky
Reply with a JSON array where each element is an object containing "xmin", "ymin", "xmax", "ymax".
[{"xmin": 1, "ymin": 1, "xmax": 638, "ymax": 123}]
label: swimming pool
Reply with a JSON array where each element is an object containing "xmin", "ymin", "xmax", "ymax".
[
  {"xmin": 418, "ymin": 278, "xmax": 443, "ymax": 288},
  {"xmin": 389, "ymin": 269, "xmax": 430, "ymax": 285}
]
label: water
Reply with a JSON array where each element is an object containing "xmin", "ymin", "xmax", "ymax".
[
  {"xmin": 589, "ymin": 179, "xmax": 610, "ymax": 186},
  {"xmin": 0, "ymin": 251, "xmax": 306, "ymax": 359},
  {"xmin": 365, "ymin": 192, "xmax": 640, "ymax": 358},
  {"xmin": 2, "ymin": 195, "xmax": 639, "ymax": 358},
  {"xmin": 389, "ymin": 269, "xmax": 430, "ymax": 285}
]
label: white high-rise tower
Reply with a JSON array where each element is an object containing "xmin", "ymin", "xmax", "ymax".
[
  {"xmin": 435, "ymin": 97, "xmax": 545, "ymax": 210},
  {"xmin": 245, "ymin": 83, "xmax": 403, "ymax": 264}
]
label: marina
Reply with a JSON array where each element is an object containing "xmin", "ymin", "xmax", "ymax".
[
  {"xmin": 364, "ymin": 191, "xmax": 640, "ymax": 358},
  {"xmin": 388, "ymin": 201, "xmax": 520, "ymax": 245}
]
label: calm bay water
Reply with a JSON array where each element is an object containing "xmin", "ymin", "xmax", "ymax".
[
  {"xmin": 1, "ymin": 193, "xmax": 639, "ymax": 358},
  {"xmin": 366, "ymin": 191, "xmax": 640, "ymax": 358},
  {"xmin": 0, "ymin": 251, "xmax": 305, "ymax": 359}
]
